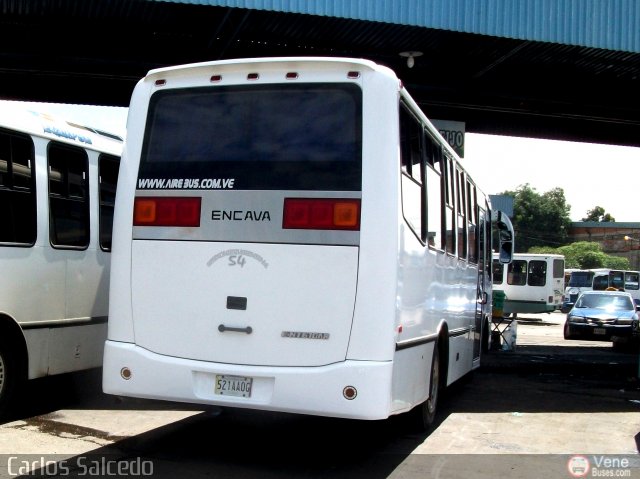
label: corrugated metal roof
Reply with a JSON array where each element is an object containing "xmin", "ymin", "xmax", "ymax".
[
  {"xmin": 0, "ymin": 0, "xmax": 637, "ymax": 146},
  {"xmin": 155, "ymin": 0, "xmax": 640, "ymax": 53}
]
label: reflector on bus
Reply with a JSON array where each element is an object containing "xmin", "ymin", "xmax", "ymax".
[{"xmin": 134, "ymin": 197, "xmax": 201, "ymax": 227}]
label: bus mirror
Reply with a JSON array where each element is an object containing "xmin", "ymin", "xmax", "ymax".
[
  {"xmin": 499, "ymin": 240, "xmax": 513, "ymax": 264},
  {"xmin": 494, "ymin": 210, "xmax": 514, "ymax": 264}
]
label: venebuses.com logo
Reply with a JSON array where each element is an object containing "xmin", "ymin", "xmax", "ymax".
[
  {"xmin": 567, "ymin": 455, "xmax": 634, "ymax": 478},
  {"xmin": 567, "ymin": 456, "xmax": 590, "ymax": 477}
]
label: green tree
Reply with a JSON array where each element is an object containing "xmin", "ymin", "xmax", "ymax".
[
  {"xmin": 529, "ymin": 241, "xmax": 630, "ymax": 269},
  {"xmin": 582, "ymin": 206, "xmax": 615, "ymax": 222},
  {"xmin": 500, "ymin": 184, "xmax": 572, "ymax": 252}
]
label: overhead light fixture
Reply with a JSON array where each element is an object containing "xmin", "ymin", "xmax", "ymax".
[{"xmin": 399, "ymin": 51, "xmax": 423, "ymax": 69}]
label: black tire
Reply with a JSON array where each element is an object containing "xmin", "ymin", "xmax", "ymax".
[
  {"xmin": 563, "ymin": 321, "xmax": 573, "ymax": 340},
  {"xmin": 481, "ymin": 318, "xmax": 490, "ymax": 354},
  {"xmin": 408, "ymin": 341, "xmax": 441, "ymax": 432},
  {"xmin": 0, "ymin": 336, "xmax": 23, "ymax": 420}
]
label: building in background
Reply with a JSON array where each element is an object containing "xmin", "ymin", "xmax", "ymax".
[{"xmin": 568, "ymin": 222, "xmax": 640, "ymax": 270}]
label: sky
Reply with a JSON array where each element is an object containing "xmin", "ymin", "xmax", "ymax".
[{"xmin": 2, "ymin": 99, "xmax": 639, "ymax": 223}]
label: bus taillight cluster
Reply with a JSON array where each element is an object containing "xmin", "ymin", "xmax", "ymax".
[{"xmin": 282, "ymin": 198, "xmax": 360, "ymax": 231}]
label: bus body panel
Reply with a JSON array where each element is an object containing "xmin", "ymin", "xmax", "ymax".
[
  {"xmin": 390, "ymin": 342, "xmax": 434, "ymax": 414},
  {"xmin": 130, "ymin": 240, "xmax": 358, "ymax": 366},
  {"xmin": 344, "ymin": 68, "xmax": 400, "ymax": 362},
  {"xmin": 47, "ymin": 323, "xmax": 107, "ymax": 375},
  {"xmin": 397, "ymin": 232, "xmax": 477, "ymax": 379}
]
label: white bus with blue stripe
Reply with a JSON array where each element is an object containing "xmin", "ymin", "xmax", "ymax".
[{"xmin": 0, "ymin": 106, "xmax": 122, "ymax": 418}]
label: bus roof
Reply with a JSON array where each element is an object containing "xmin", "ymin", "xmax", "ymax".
[
  {"xmin": 0, "ymin": 105, "xmax": 123, "ymax": 155},
  {"xmin": 144, "ymin": 56, "xmax": 392, "ymax": 78}
]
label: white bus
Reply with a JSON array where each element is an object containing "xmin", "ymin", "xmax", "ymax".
[
  {"xmin": 0, "ymin": 106, "xmax": 122, "ymax": 417},
  {"xmin": 103, "ymin": 57, "xmax": 513, "ymax": 428},
  {"xmin": 492, "ymin": 253, "xmax": 565, "ymax": 316}
]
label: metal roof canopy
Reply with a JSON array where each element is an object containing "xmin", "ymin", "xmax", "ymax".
[{"xmin": 0, "ymin": 0, "xmax": 638, "ymax": 147}]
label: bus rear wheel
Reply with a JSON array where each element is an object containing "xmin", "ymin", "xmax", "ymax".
[
  {"xmin": 0, "ymin": 337, "xmax": 23, "ymax": 420},
  {"xmin": 409, "ymin": 341, "xmax": 441, "ymax": 432}
]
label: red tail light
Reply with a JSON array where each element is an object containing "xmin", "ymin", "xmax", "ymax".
[
  {"xmin": 134, "ymin": 197, "xmax": 202, "ymax": 227},
  {"xmin": 283, "ymin": 198, "xmax": 360, "ymax": 231}
]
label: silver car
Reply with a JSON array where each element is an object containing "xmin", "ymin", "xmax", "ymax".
[{"xmin": 564, "ymin": 290, "xmax": 639, "ymax": 343}]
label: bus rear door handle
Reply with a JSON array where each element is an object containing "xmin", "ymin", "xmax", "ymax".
[{"xmin": 218, "ymin": 324, "xmax": 253, "ymax": 334}]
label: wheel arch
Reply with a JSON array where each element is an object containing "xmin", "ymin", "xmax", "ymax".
[
  {"xmin": 435, "ymin": 320, "xmax": 449, "ymax": 388},
  {"xmin": 0, "ymin": 313, "xmax": 29, "ymax": 381}
]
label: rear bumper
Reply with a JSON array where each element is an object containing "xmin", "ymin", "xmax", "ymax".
[{"xmin": 103, "ymin": 341, "xmax": 394, "ymax": 420}]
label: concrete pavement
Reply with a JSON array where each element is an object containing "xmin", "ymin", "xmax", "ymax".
[{"xmin": 0, "ymin": 310, "xmax": 639, "ymax": 479}]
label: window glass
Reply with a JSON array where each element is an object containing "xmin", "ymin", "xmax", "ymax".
[
  {"xmin": 610, "ymin": 271, "xmax": 625, "ymax": 290},
  {"xmin": 401, "ymin": 175, "xmax": 423, "ymax": 237},
  {"xmin": 507, "ymin": 260, "xmax": 527, "ymax": 286},
  {"xmin": 48, "ymin": 143, "xmax": 89, "ymax": 248},
  {"xmin": 467, "ymin": 182, "xmax": 478, "ymax": 263},
  {"xmin": 492, "ymin": 259, "xmax": 504, "ymax": 284},
  {"xmin": 569, "ymin": 271, "xmax": 594, "ymax": 287},
  {"xmin": 426, "ymin": 139, "xmax": 444, "ymax": 250},
  {"xmin": 485, "ymin": 206, "xmax": 492, "ymax": 276},
  {"xmin": 400, "ymin": 106, "xmax": 423, "ymax": 183},
  {"xmin": 444, "ymin": 157, "xmax": 455, "ymax": 254},
  {"xmin": 577, "ymin": 293, "xmax": 633, "ymax": 311},
  {"xmin": 625, "ymin": 272, "xmax": 639, "ymax": 291},
  {"xmin": 528, "ymin": 260, "xmax": 547, "ymax": 286},
  {"xmin": 99, "ymin": 154, "xmax": 120, "ymax": 251},
  {"xmin": 456, "ymin": 169, "xmax": 466, "ymax": 259},
  {"xmin": 139, "ymin": 84, "xmax": 362, "ymax": 191},
  {"xmin": 553, "ymin": 259, "xmax": 564, "ymax": 278},
  {"xmin": 426, "ymin": 162, "xmax": 442, "ymax": 249},
  {"xmin": 592, "ymin": 275, "xmax": 610, "ymax": 290},
  {"xmin": 399, "ymin": 105, "xmax": 424, "ymax": 241},
  {"xmin": 0, "ymin": 129, "xmax": 36, "ymax": 245}
]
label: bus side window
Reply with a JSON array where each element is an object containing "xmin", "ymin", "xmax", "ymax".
[
  {"xmin": 99, "ymin": 154, "xmax": 120, "ymax": 251},
  {"xmin": 593, "ymin": 275, "xmax": 609, "ymax": 290},
  {"xmin": 611, "ymin": 272, "xmax": 625, "ymax": 290},
  {"xmin": 0, "ymin": 129, "xmax": 36, "ymax": 245},
  {"xmin": 424, "ymin": 132, "xmax": 442, "ymax": 250},
  {"xmin": 467, "ymin": 181, "xmax": 478, "ymax": 263},
  {"xmin": 507, "ymin": 260, "xmax": 527, "ymax": 286},
  {"xmin": 456, "ymin": 169, "xmax": 467, "ymax": 260},
  {"xmin": 528, "ymin": 260, "xmax": 547, "ymax": 286},
  {"xmin": 625, "ymin": 272, "xmax": 639, "ymax": 291},
  {"xmin": 443, "ymin": 156, "xmax": 456, "ymax": 255},
  {"xmin": 399, "ymin": 104, "xmax": 424, "ymax": 241},
  {"xmin": 48, "ymin": 142, "xmax": 90, "ymax": 248}
]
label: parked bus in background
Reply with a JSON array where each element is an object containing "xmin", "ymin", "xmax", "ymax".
[
  {"xmin": 0, "ymin": 106, "xmax": 122, "ymax": 418},
  {"xmin": 492, "ymin": 253, "xmax": 565, "ymax": 317},
  {"xmin": 103, "ymin": 57, "xmax": 513, "ymax": 430},
  {"xmin": 561, "ymin": 268, "xmax": 640, "ymax": 312}
]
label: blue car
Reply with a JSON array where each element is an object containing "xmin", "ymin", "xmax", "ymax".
[{"xmin": 564, "ymin": 291, "xmax": 639, "ymax": 343}]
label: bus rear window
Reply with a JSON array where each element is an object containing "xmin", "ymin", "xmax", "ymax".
[
  {"xmin": 138, "ymin": 84, "xmax": 362, "ymax": 191},
  {"xmin": 569, "ymin": 272, "xmax": 594, "ymax": 287}
]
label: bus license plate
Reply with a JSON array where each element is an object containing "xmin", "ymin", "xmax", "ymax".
[
  {"xmin": 215, "ymin": 375, "xmax": 253, "ymax": 398},
  {"xmin": 594, "ymin": 328, "xmax": 606, "ymax": 335}
]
